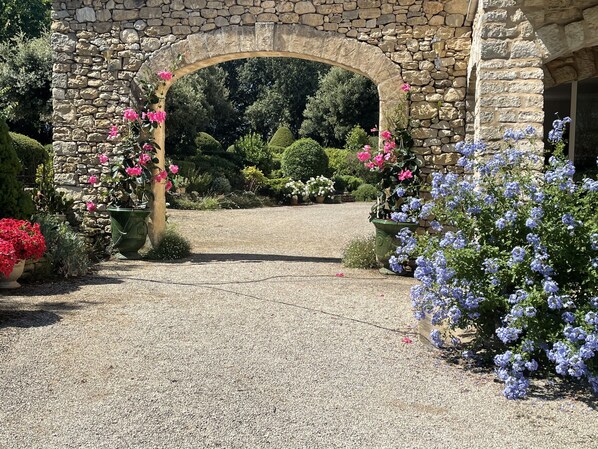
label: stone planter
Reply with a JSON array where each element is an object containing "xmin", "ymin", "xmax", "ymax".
[
  {"xmin": 315, "ymin": 195, "xmax": 325, "ymax": 204},
  {"xmin": 290, "ymin": 195, "xmax": 299, "ymax": 206},
  {"xmin": 107, "ymin": 208, "xmax": 151, "ymax": 260},
  {"xmin": 371, "ymin": 219, "xmax": 418, "ymax": 270},
  {"xmin": 0, "ymin": 260, "xmax": 25, "ymax": 289}
]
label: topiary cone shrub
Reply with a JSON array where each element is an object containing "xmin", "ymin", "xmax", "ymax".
[
  {"xmin": 269, "ymin": 126, "xmax": 295, "ymax": 148},
  {"xmin": 9, "ymin": 132, "xmax": 48, "ymax": 186},
  {"xmin": 0, "ymin": 120, "xmax": 33, "ymax": 219},
  {"xmin": 281, "ymin": 138, "xmax": 329, "ymax": 181}
]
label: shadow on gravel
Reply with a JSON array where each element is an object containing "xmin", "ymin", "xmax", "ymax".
[
  {"xmin": 162, "ymin": 253, "xmax": 342, "ymax": 264},
  {"xmin": 3, "ymin": 274, "xmax": 124, "ymax": 297},
  {"xmin": 0, "ymin": 309, "xmax": 61, "ymax": 329}
]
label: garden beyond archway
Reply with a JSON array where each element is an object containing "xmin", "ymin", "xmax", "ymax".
[{"xmin": 139, "ymin": 24, "xmax": 405, "ymax": 242}]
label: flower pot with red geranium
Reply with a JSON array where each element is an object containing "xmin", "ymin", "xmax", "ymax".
[{"xmin": 0, "ymin": 219, "xmax": 46, "ymax": 288}]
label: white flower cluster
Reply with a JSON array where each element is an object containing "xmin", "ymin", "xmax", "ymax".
[{"xmin": 305, "ymin": 176, "xmax": 335, "ymax": 197}]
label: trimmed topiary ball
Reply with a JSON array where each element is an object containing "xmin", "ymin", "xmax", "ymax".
[
  {"xmin": 269, "ymin": 126, "xmax": 295, "ymax": 148},
  {"xmin": 9, "ymin": 132, "xmax": 48, "ymax": 186},
  {"xmin": 353, "ymin": 183, "xmax": 378, "ymax": 201},
  {"xmin": 281, "ymin": 138, "xmax": 329, "ymax": 181},
  {"xmin": 195, "ymin": 132, "xmax": 223, "ymax": 154},
  {"xmin": 145, "ymin": 228, "xmax": 191, "ymax": 260}
]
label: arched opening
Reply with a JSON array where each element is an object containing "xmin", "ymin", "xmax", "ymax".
[{"xmin": 136, "ymin": 25, "xmax": 405, "ymax": 242}]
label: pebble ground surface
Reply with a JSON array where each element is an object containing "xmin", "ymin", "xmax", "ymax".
[{"xmin": 0, "ymin": 203, "xmax": 596, "ymax": 449}]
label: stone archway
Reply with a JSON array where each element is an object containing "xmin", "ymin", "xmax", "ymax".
[{"xmin": 138, "ymin": 24, "xmax": 405, "ymax": 242}]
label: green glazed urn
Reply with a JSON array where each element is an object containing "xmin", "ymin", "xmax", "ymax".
[
  {"xmin": 107, "ymin": 208, "xmax": 151, "ymax": 259},
  {"xmin": 371, "ymin": 219, "xmax": 418, "ymax": 270}
]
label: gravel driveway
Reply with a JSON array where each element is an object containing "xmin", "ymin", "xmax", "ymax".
[{"xmin": 0, "ymin": 203, "xmax": 596, "ymax": 448}]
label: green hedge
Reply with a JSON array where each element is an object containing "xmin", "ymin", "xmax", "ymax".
[
  {"xmin": 9, "ymin": 132, "xmax": 48, "ymax": 186},
  {"xmin": 0, "ymin": 121, "xmax": 33, "ymax": 219},
  {"xmin": 269, "ymin": 126, "xmax": 295, "ymax": 148}
]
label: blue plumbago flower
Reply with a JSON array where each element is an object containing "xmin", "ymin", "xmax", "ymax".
[
  {"xmin": 508, "ymin": 289, "xmax": 528, "ymax": 304},
  {"xmin": 467, "ymin": 205, "xmax": 482, "ymax": 215},
  {"xmin": 395, "ymin": 187, "xmax": 406, "ymax": 197},
  {"xmin": 561, "ymin": 213, "xmax": 578, "ymax": 230},
  {"xmin": 521, "ymin": 339, "xmax": 535, "ymax": 353},
  {"xmin": 496, "ymin": 326, "xmax": 522, "ymax": 344},
  {"xmin": 530, "ymin": 254, "xmax": 554, "ymax": 277},
  {"xmin": 531, "ymin": 191, "xmax": 544, "ymax": 203},
  {"xmin": 430, "ymin": 220, "xmax": 443, "ymax": 232},
  {"xmin": 510, "ymin": 305, "xmax": 524, "ymax": 318},
  {"xmin": 494, "ymin": 351, "xmax": 513, "ymax": 368},
  {"xmin": 419, "ymin": 203, "xmax": 434, "ymax": 219},
  {"xmin": 496, "ymin": 218, "xmax": 507, "ymax": 230},
  {"xmin": 504, "ymin": 182, "xmax": 520, "ymax": 198},
  {"xmin": 525, "ymin": 359, "xmax": 538, "ymax": 371},
  {"xmin": 390, "ymin": 211, "xmax": 411, "ymax": 223},
  {"xmin": 484, "ymin": 194, "xmax": 496, "ymax": 205},
  {"xmin": 462, "ymin": 350, "xmax": 475, "ymax": 359},
  {"xmin": 448, "ymin": 305, "xmax": 462, "ymax": 323},
  {"xmin": 524, "ymin": 306, "xmax": 536, "ymax": 317},
  {"xmin": 509, "ymin": 246, "xmax": 526, "ymax": 265},
  {"xmin": 591, "ymin": 234, "xmax": 598, "ymax": 251},
  {"xmin": 504, "ymin": 210, "xmax": 517, "ymax": 223},
  {"xmin": 548, "ymin": 294, "xmax": 563, "ymax": 310},
  {"xmin": 526, "ymin": 233, "xmax": 541, "ymax": 247},
  {"xmin": 543, "ymin": 279, "xmax": 559, "ymax": 294},
  {"xmin": 430, "ymin": 329, "xmax": 443, "ymax": 347},
  {"xmin": 564, "ymin": 325, "xmax": 587, "ymax": 342},
  {"xmin": 452, "ymin": 231, "xmax": 467, "ymax": 249},
  {"xmin": 562, "ymin": 311, "xmax": 575, "ymax": 324},
  {"xmin": 582, "ymin": 178, "xmax": 598, "ymax": 192},
  {"xmin": 592, "ymin": 297, "xmax": 598, "ymax": 309},
  {"xmin": 409, "ymin": 197, "xmax": 422, "ymax": 210},
  {"xmin": 389, "ymin": 256, "xmax": 404, "ymax": 274},
  {"xmin": 524, "ymin": 125, "xmax": 536, "ymax": 135},
  {"xmin": 585, "ymin": 311, "xmax": 598, "ymax": 326},
  {"xmin": 483, "ymin": 258, "xmax": 499, "ymax": 274}
]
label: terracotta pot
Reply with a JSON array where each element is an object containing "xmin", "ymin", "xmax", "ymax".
[
  {"xmin": 0, "ymin": 259, "xmax": 25, "ymax": 289},
  {"xmin": 315, "ymin": 195, "xmax": 325, "ymax": 204},
  {"xmin": 290, "ymin": 195, "xmax": 299, "ymax": 206}
]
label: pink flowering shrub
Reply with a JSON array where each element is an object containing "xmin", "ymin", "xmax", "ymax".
[{"xmin": 89, "ymin": 70, "xmax": 179, "ymax": 210}]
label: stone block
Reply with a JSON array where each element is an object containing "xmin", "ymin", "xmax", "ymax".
[
  {"xmin": 76, "ymin": 7, "xmax": 96, "ymax": 22},
  {"xmin": 301, "ymin": 14, "xmax": 323, "ymax": 26},
  {"xmin": 295, "ymin": 2, "xmax": 316, "ymax": 14}
]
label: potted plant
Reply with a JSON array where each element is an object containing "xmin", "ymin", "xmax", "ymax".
[
  {"xmin": 87, "ymin": 70, "xmax": 178, "ymax": 259},
  {"xmin": 285, "ymin": 179, "xmax": 306, "ymax": 205},
  {"xmin": 0, "ymin": 219, "xmax": 46, "ymax": 288},
  {"xmin": 357, "ymin": 84, "xmax": 422, "ymax": 270},
  {"xmin": 305, "ymin": 175, "xmax": 335, "ymax": 203}
]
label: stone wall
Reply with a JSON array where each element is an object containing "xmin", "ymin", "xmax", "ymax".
[{"xmin": 51, "ymin": 0, "xmax": 471, "ymax": 237}]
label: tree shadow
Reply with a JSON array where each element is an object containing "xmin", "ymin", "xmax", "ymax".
[
  {"xmin": 2, "ymin": 274, "xmax": 125, "ymax": 297},
  {"xmin": 0, "ymin": 309, "xmax": 61, "ymax": 329}
]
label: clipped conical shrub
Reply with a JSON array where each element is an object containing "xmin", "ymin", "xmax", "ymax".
[
  {"xmin": 0, "ymin": 120, "xmax": 33, "ymax": 219},
  {"xmin": 269, "ymin": 126, "xmax": 295, "ymax": 148}
]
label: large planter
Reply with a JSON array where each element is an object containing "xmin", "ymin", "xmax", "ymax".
[
  {"xmin": 107, "ymin": 208, "xmax": 151, "ymax": 260},
  {"xmin": 371, "ymin": 219, "xmax": 418, "ymax": 269},
  {"xmin": 315, "ymin": 195, "xmax": 325, "ymax": 204},
  {"xmin": 0, "ymin": 259, "xmax": 25, "ymax": 289}
]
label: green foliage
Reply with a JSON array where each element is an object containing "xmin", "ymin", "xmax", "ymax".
[
  {"xmin": 33, "ymin": 214, "xmax": 91, "ymax": 278},
  {"xmin": 241, "ymin": 166, "xmax": 267, "ymax": 192},
  {"xmin": 186, "ymin": 170, "xmax": 213, "ymax": 195},
  {"xmin": 171, "ymin": 159, "xmax": 196, "ymax": 177},
  {"xmin": 211, "ymin": 176, "xmax": 232, "ymax": 194},
  {"xmin": 195, "ymin": 131, "xmax": 223, "ymax": 154},
  {"xmin": 192, "ymin": 153, "xmax": 242, "ymax": 188},
  {"xmin": 9, "ymin": 131, "xmax": 47, "ymax": 185},
  {"xmin": 353, "ymin": 183, "xmax": 378, "ymax": 201},
  {"xmin": 231, "ymin": 132, "xmax": 273, "ymax": 173},
  {"xmin": 145, "ymin": 227, "xmax": 191, "ymax": 260},
  {"xmin": 300, "ymin": 67, "xmax": 379, "ymax": 147},
  {"xmin": 338, "ymin": 175, "xmax": 365, "ymax": 192},
  {"xmin": 263, "ymin": 177, "xmax": 291, "ymax": 201},
  {"xmin": 0, "ymin": 119, "xmax": 32, "ymax": 219},
  {"xmin": 0, "ymin": 32, "xmax": 52, "ymax": 142},
  {"xmin": 165, "ymin": 66, "xmax": 236, "ymax": 157},
  {"xmin": 170, "ymin": 195, "xmax": 220, "ymax": 211},
  {"xmin": 0, "ymin": 0, "xmax": 50, "ymax": 41},
  {"xmin": 269, "ymin": 126, "xmax": 295, "ymax": 148},
  {"xmin": 281, "ymin": 138, "xmax": 329, "ymax": 181},
  {"xmin": 218, "ymin": 192, "xmax": 274, "ymax": 209},
  {"xmin": 268, "ymin": 145, "xmax": 286, "ymax": 157},
  {"xmin": 342, "ymin": 236, "xmax": 377, "ymax": 269},
  {"xmin": 345, "ymin": 125, "xmax": 370, "ymax": 152}
]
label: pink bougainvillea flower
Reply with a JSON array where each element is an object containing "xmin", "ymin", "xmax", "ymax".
[
  {"xmin": 98, "ymin": 153, "xmax": 109, "ymax": 164},
  {"xmin": 366, "ymin": 162, "xmax": 375, "ymax": 169},
  {"xmin": 370, "ymin": 126, "xmax": 378, "ymax": 133},
  {"xmin": 142, "ymin": 143, "xmax": 153, "ymax": 152},
  {"xmin": 157, "ymin": 71, "xmax": 173, "ymax": 81},
  {"xmin": 165, "ymin": 180, "xmax": 173, "ymax": 192},
  {"xmin": 383, "ymin": 141, "xmax": 396, "ymax": 153},
  {"xmin": 401, "ymin": 337, "xmax": 413, "ymax": 344},
  {"xmin": 357, "ymin": 151, "xmax": 371, "ymax": 162},
  {"xmin": 146, "ymin": 110, "xmax": 167, "ymax": 124},
  {"xmin": 88, "ymin": 175, "xmax": 99, "ymax": 184},
  {"xmin": 107, "ymin": 125, "xmax": 119, "ymax": 140},
  {"xmin": 380, "ymin": 130, "xmax": 392, "ymax": 140},
  {"xmin": 123, "ymin": 108, "xmax": 139, "ymax": 121},
  {"xmin": 398, "ymin": 169, "xmax": 413, "ymax": 181},
  {"xmin": 335, "ymin": 273, "xmax": 345, "ymax": 277},
  {"xmin": 86, "ymin": 202, "xmax": 97, "ymax": 212},
  {"xmin": 154, "ymin": 170, "xmax": 168, "ymax": 182},
  {"xmin": 401, "ymin": 83, "xmax": 411, "ymax": 92},
  {"xmin": 373, "ymin": 154, "xmax": 385, "ymax": 167},
  {"xmin": 138, "ymin": 153, "xmax": 151, "ymax": 166},
  {"xmin": 363, "ymin": 144, "xmax": 371, "ymax": 152},
  {"xmin": 125, "ymin": 166, "xmax": 143, "ymax": 177},
  {"xmin": 168, "ymin": 164, "xmax": 179, "ymax": 174}
]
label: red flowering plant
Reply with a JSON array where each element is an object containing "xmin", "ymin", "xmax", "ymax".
[
  {"xmin": 87, "ymin": 69, "xmax": 179, "ymax": 211},
  {"xmin": 357, "ymin": 84, "xmax": 422, "ymax": 221},
  {"xmin": 0, "ymin": 219, "xmax": 46, "ymax": 276}
]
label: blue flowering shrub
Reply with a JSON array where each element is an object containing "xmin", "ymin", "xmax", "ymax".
[{"xmin": 392, "ymin": 121, "xmax": 598, "ymax": 399}]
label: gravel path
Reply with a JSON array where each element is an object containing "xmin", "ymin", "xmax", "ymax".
[{"xmin": 0, "ymin": 203, "xmax": 596, "ymax": 448}]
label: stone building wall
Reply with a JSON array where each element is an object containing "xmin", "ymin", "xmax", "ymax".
[{"xmin": 51, "ymin": 0, "xmax": 471, "ymax": 236}]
